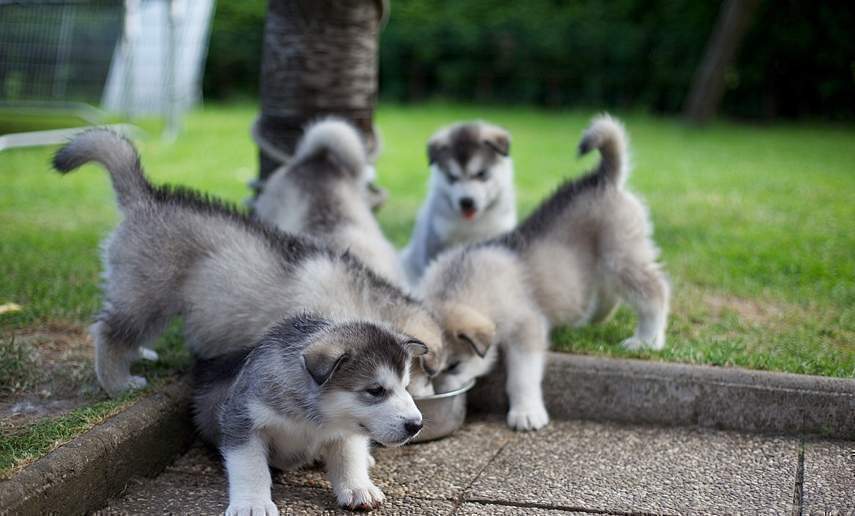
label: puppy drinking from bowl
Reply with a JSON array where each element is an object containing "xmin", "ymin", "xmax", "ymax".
[
  {"xmin": 52, "ymin": 129, "xmax": 445, "ymax": 397},
  {"xmin": 419, "ymin": 115, "xmax": 670, "ymax": 431}
]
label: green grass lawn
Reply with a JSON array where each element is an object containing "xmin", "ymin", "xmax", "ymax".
[{"xmin": 2, "ymin": 102, "xmax": 854, "ymax": 378}]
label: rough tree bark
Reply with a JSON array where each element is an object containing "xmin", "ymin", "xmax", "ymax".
[
  {"xmin": 683, "ymin": 0, "xmax": 760, "ymax": 124},
  {"xmin": 254, "ymin": 0, "xmax": 383, "ymax": 194}
]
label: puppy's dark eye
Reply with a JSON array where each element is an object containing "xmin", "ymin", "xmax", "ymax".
[
  {"xmin": 445, "ymin": 361, "xmax": 461, "ymax": 374},
  {"xmin": 365, "ymin": 385, "xmax": 386, "ymax": 397},
  {"xmin": 474, "ymin": 169, "xmax": 490, "ymax": 181},
  {"xmin": 444, "ymin": 172, "xmax": 458, "ymax": 184}
]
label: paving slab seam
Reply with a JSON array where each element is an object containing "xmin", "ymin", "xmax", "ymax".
[
  {"xmin": 463, "ymin": 498, "xmax": 669, "ymax": 516},
  {"xmin": 451, "ymin": 440, "xmax": 514, "ymax": 515},
  {"xmin": 790, "ymin": 434, "xmax": 806, "ymax": 516}
]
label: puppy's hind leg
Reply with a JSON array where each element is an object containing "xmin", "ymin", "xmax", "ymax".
[
  {"xmin": 92, "ymin": 307, "xmax": 164, "ymax": 396},
  {"xmin": 615, "ymin": 264, "xmax": 670, "ymax": 351},
  {"xmin": 505, "ymin": 315, "xmax": 550, "ymax": 431}
]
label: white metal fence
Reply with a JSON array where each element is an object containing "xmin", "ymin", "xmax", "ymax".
[{"xmin": 0, "ymin": 0, "xmax": 214, "ymax": 150}]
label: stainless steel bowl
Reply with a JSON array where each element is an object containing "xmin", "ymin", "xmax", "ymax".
[{"xmin": 411, "ymin": 380, "xmax": 476, "ymax": 443}]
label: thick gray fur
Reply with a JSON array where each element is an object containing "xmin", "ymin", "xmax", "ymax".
[
  {"xmin": 193, "ymin": 314, "xmax": 415, "ymax": 449},
  {"xmin": 420, "ymin": 115, "xmax": 670, "ymax": 432},
  {"xmin": 253, "ymin": 117, "xmax": 405, "ymax": 286},
  {"xmin": 53, "ymin": 129, "xmax": 444, "ymax": 397},
  {"xmin": 193, "ymin": 313, "xmax": 425, "ymax": 512}
]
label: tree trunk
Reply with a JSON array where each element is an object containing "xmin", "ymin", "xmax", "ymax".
[
  {"xmin": 683, "ymin": 0, "xmax": 760, "ymax": 124},
  {"xmin": 254, "ymin": 0, "xmax": 383, "ymax": 195}
]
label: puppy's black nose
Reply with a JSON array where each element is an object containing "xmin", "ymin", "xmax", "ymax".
[
  {"xmin": 459, "ymin": 197, "xmax": 475, "ymax": 211},
  {"xmin": 404, "ymin": 419, "xmax": 423, "ymax": 436}
]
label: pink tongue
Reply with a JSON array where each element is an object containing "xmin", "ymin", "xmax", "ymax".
[{"xmin": 462, "ymin": 208, "xmax": 477, "ymax": 220}]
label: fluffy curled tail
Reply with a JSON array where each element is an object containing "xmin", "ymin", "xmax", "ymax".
[
  {"xmin": 577, "ymin": 114, "xmax": 629, "ymax": 187},
  {"xmin": 53, "ymin": 129, "xmax": 151, "ymax": 208},
  {"xmin": 293, "ymin": 117, "xmax": 369, "ymax": 177}
]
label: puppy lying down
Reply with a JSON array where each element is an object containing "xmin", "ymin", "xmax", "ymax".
[
  {"xmin": 254, "ymin": 118, "xmax": 406, "ymax": 286},
  {"xmin": 419, "ymin": 115, "xmax": 670, "ymax": 431},
  {"xmin": 52, "ymin": 129, "xmax": 444, "ymax": 398},
  {"xmin": 194, "ymin": 314, "xmax": 426, "ymax": 513}
]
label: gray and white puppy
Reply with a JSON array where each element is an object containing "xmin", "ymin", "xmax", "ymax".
[
  {"xmin": 419, "ymin": 115, "xmax": 670, "ymax": 431},
  {"xmin": 53, "ymin": 130, "xmax": 444, "ymax": 397},
  {"xmin": 401, "ymin": 121, "xmax": 516, "ymax": 285},
  {"xmin": 251, "ymin": 117, "xmax": 388, "ymax": 212},
  {"xmin": 253, "ymin": 118, "xmax": 406, "ymax": 286},
  {"xmin": 194, "ymin": 314, "xmax": 425, "ymax": 513}
]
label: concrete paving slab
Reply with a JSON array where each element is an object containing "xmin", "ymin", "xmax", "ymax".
[
  {"xmin": 802, "ymin": 439, "xmax": 855, "ymax": 514},
  {"xmin": 168, "ymin": 418, "xmax": 517, "ymax": 501},
  {"xmin": 466, "ymin": 420, "xmax": 800, "ymax": 514},
  {"xmin": 368, "ymin": 418, "xmax": 516, "ymax": 500},
  {"xmin": 99, "ymin": 471, "xmax": 457, "ymax": 515}
]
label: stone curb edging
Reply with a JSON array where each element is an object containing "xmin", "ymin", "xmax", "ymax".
[
  {"xmin": 0, "ymin": 381, "xmax": 195, "ymax": 515},
  {"xmin": 468, "ymin": 352, "xmax": 855, "ymax": 440}
]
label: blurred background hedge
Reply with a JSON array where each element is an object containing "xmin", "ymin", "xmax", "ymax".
[{"xmin": 203, "ymin": 0, "xmax": 855, "ymax": 120}]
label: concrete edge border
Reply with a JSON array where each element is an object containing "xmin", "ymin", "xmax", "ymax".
[
  {"xmin": 468, "ymin": 353, "xmax": 855, "ymax": 439},
  {"xmin": 0, "ymin": 381, "xmax": 195, "ymax": 515}
]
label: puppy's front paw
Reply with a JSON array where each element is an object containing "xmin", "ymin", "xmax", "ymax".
[
  {"xmin": 126, "ymin": 375, "xmax": 149, "ymax": 390},
  {"xmin": 138, "ymin": 347, "xmax": 159, "ymax": 361},
  {"xmin": 367, "ymin": 453, "xmax": 376, "ymax": 469},
  {"xmin": 336, "ymin": 482, "xmax": 385, "ymax": 511},
  {"xmin": 507, "ymin": 404, "xmax": 549, "ymax": 431},
  {"xmin": 621, "ymin": 336, "xmax": 663, "ymax": 351},
  {"xmin": 225, "ymin": 499, "xmax": 279, "ymax": 516}
]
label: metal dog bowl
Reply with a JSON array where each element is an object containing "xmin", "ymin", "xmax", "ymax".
[{"xmin": 411, "ymin": 380, "xmax": 476, "ymax": 443}]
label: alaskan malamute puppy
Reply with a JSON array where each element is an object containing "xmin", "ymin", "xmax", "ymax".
[
  {"xmin": 53, "ymin": 130, "xmax": 444, "ymax": 397},
  {"xmin": 401, "ymin": 121, "xmax": 516, "ymax": 285},
  {"xmin": 419, "ymin": 115, "xmax": 670, "ymax": 431},
  {"xmin": 251, "ymin": 117, "xmax": 387, "ymax": 212},
  {"xmin": 194, "ymin": 314, "xmax": 426, "ymax": 513},
  {"xmin": 253, "ymin": 118, "xmax": 406, "ymax": 286}
]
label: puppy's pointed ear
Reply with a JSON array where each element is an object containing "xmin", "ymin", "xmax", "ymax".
[
  {"xmin": 427, "ymin": 140, "xmax": 446, "ymax": 165},
  {"xmin": 366, "ymin": 181, "xmax": 388, "ymax": 212},
  {"xmin": 457, "ymin": 331, "xmax": 492, "ymax": 358},
  {"xmin": 443, "ymin": 303, "xmax": 496, "ymax": 359},
  {"xmin": 302, "ymin": 336, "xmax": 349, "ymax": 386},
  {"xmin": 483, "ymin": 128, "xmax": 510, "ymax": 157},
  {"xmin": 404, "ymin": 338, "xmax": 429, "ymax": 357}
]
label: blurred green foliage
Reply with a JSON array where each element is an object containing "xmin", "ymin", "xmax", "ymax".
[{"xmin": 203, "ymin": 0, "xmax": 855, "ymax": 119}]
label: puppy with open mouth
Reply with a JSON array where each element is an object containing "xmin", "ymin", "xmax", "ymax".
[
  {"xmin": 52, "ymin": 129, "xmax": 445, "ymax": 398},
  {"xmin": 253, "ymin": 118, "xmax": 406, "ymax": 286},
  {"xmin": 419, "ymin": 115, "xmax": 670, "ymax": 431},
  {"xmin": 401, "ymin": 121, "xmax": 517, "ymax": 286},
  {"xmin": 194, "ymin": 314, "xmax": 426, "ymax": 513}
]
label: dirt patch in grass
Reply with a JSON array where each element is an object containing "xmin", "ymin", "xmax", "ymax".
[
  {"xmin": 0, "ymin": 320, "xmax": 190, "ymax": 478},
  {"xmin": 702, "ymin": 292, "xmax": 786, "ymax": 327},
  {"xmin": 0, "ymin": 322, "xmax": 104, "ymax": 438}
]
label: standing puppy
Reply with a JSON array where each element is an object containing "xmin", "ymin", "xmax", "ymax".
[
  {"xmin": 420, "ymin": 115, "xmax": 670, "ymax": 431},
  {"xmin": 194, "ymin": 315, "xmax": 426, "ymax": 513},
  {"xmin": 52, "ymin": 130, "xmax": 444, "ymax": 397},
  {"xmin": 401, "ymin": 121, "xmax": 516, "ymax": 285},
  {"xmin": 254, "ymin": 118, "xmax": 405, "ymax": 285}
]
